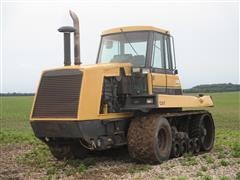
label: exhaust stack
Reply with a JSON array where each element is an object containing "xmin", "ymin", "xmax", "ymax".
[
  {"xmin": 58, "ymin": 26, "xmax": 75, "ymax": 66},
  {"xmin": 70, "ymin": 10, "xmax": 81, "ymax": 65}
]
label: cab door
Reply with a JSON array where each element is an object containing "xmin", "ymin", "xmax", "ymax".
[
  {"xmin": 151, "ymin": 32, "xmax": 167, "ymax": 93},
  {"xmin": 150, "ymin": 32, "xmax": 182, "ymax": 95}
]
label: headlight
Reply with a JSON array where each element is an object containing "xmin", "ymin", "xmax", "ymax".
[
  {"xmin": 141, "ymin": 68, "xmax": 150, "ymax": 74},
  {"xmin": 146, "ymin": 98, "xmax": 154, "ymax": 104},
  {"xmin": 132, "ymin": 67, "xmax": 141, "ymax": 73}
]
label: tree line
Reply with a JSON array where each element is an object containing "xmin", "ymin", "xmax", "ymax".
[
  {"xmin": 183, "ymin": 83, "xmax": 240, "ymax": 93},
  {"xmin": 0, "ymin": 93, "xmax": 35, "ymax": 96},
  {"xmin": 1, "ymin": 83, "xmax": 239, "ymax": 96}
]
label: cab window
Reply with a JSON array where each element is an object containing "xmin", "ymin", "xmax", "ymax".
[
  {"xmin": 165, "ymin": 37, "xmax": 173, "ymax": 70},
  {"xmin": 152, "ymin": 33, "xmax": 164, "ymax": 68},
  {"xmin": 152, "ymin": 32, "xmax": 174, "ymax": 72},
  {"xmin": 98, "ymin": 32, "xmax": 149, "ymax": 67}
]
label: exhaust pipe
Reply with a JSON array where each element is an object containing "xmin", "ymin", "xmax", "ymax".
[
  {"xmin": 58, "ymin": 26, "xmax": 75, "ymax": 66},
  {"xmin": 70, "ymin": 10, "xmax": 81, "ymax": 65}
]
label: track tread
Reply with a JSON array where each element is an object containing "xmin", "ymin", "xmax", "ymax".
[
  {"xmin": 128, "ymin": 114, "xmax": 171, "ymax": 164},
  {"xmin": 127, "ymin": 110, "xmax": 214, "ymax": 164}
]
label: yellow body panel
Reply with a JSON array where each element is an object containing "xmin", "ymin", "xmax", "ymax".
[
  {"xmin": 76, "ymin": 63, "xmax": 132, "ymax": 120},
  {"xmin": 41, "ymin": 63, "xmax": 132, "ymax": 76},
  {"xmin": 30, "ymin": 64, "xmax": 213, "ymax": 122},
  {"xmin": 30, "ymin": 63, "xmax": 133, "ymax": 121},
  {"xmin": 147, "ymin": 73, "xmax": 153, "ymax": 95},
  {"xmin": 157, "ymin": 95, "xmax": 213, "ymax": 108},
  {"xmin": 152, "ymin": 73, "xmax": 181, "ymax": 88},
  {"xmin": 78, "ymin": 67, "xmax": 103, "ymax": 120},
  {"xmin": 102, "ymin": 26, "xmax": 170, "ymax": 36}
]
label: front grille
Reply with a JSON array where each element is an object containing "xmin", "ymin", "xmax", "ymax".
[{"xmin": 32, "ymin": 69, "xmax": 82, "ymax": 118}]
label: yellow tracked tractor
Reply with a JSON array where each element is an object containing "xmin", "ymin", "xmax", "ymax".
[{"xmin": 30, "ymin": 11, "xmax": 215, "ymax": 164}]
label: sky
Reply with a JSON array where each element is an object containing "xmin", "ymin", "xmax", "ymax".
[{"xmin": 1, "ymin": 1, "xmax": 239, "ymax": 93}]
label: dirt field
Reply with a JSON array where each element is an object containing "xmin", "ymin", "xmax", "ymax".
[
  {"xmin": 1, "ymin": 92, "xmax": 240, "ymax": 179},
  {"xmin": 1, "ymin": 143, "xmax": 240, "ymax": 179}
]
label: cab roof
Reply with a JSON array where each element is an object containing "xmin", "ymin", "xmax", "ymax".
[{"xmin": 101, "ymin": 26, "xmax": 170, "ymax": 36}]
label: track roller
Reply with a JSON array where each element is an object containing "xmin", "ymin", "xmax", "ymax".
[
  {"xmin": 180, "ymin": 140, "xmax": 188, "ymax": 155},
  {"xmin": 171, "ymin": 141, "xmax": 181, "ymax": 158},
  {"xmin": 193, "ymin": 138, "xmax": 200, "ymax": 153},
  {"xmin": 188, "ymin": 139, "xmax": 194, "ymax": 154}
]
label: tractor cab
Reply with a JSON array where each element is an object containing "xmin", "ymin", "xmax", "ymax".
[
  {"xmin": 97, "ymin": 26, "xmax": 176, "ymax": 71},
  {"xmin": 97, "ymin": 26, "xmax": 181, "ymax": 95}
]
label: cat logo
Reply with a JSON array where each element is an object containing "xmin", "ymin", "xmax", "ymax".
[{"xmin": 159, "ymin": 101, "xmax": 165, "ymax": 106}]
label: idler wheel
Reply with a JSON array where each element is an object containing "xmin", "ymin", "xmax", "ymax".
[{"xmin": 199, "ymin": 113, "xmax": 215, "ymax": 152}]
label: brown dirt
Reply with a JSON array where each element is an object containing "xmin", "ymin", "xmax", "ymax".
[
  {"xmin": 0, "ymin": 144, "xmax": 239, "ymax": 180},
  {"xmin": 0, "ymin": 144, "xmax": 32, "ymax": 179}
]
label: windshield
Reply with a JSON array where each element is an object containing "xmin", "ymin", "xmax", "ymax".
[{"xmin": 97, "ymin": 31, "xmax": 149, "ymax": 67}]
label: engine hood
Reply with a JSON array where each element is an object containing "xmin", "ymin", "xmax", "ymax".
[{"xmin": 43, "ymin": 62, "xmax": 133, "ymax": 77}]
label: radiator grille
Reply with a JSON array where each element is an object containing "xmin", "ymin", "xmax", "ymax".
[{"xmin": 32, "ymin": 69, "xmax": 82, "ymax": 118}]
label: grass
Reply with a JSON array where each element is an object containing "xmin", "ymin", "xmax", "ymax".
[
  {"xmin": 0, "ymin": 92, "xmax": 239, "ymax": 177},
  {"xmin": 177, "ymin": 176, "xmax": 188, "ymax": 180},
  {"xmin": 0, "ymin": 96, "xmax": 35, "ymax": 144},
  {"xmin": 220, "ymin": 160, "xmax": 229, "ymax": 167},
  {"xmin": 217, "ymin": 150, "xmax": 226, "ymax": 159},
  {"xmin": 202, "ymin": 154, "xmax": 214, "ymax": 164},
  {"xmin": 186, "ymin": 92, "xmax": 240, "ymax": 151},
  {"xmin": 0, "ymin": 96, "xmax": 33, "ymax": 131},
  {"xmin": 202, "ymin": 174, "xmax": 213, "ymax": 180},
  {"xmin": 201, "ymin": 166, "xmax": 208, "ymax": 172},
  {"xmin": 128, "ymin": 164, "xmax": 152, "ymax": 174},
  {"xmin": 156, "ymin": 175, "xmax": 165, "ymax": 179},
  {"xmin": 0, "ymin": 130, "xmax": 38, "ymax": 144},
  {"xmin": 219, "ymin": 176, "xmax": 229, "ymax": 180},
  {"xmin": 180, "ymin": 155, "xmax": 197, "ymax": 166},
  {"xmin": 17, "ymin": 143, "xmax": 96, "ymax": 176},
  {"xmin": 17, "ymin": 143, "xmax": 51, "ymax": 168},
  {"xmin": 1, "ymin": 92, "xmax": 239, "ymax": 144},
  {"xmin": 236, "ymin": 172, "xmax": 240, "ymax": 180},
  {"xmin": 206, "ymin": 92, "xmax": 240, "ymax": 130},
  {"xmin": 231, "ymin": 142, "xmax": 240, "ymax": 158},
  {"xmin": 196, "ymin": 171, "xmax": 204, "ymax": 177}
]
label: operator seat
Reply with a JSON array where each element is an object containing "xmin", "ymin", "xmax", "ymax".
[
  {"xmin": 111, "ymin": 54, "xmax": 133, "ymax": 63},
  {"xmin": 132, "ymin": 55, "xmax": 145, "ymax": 67}
]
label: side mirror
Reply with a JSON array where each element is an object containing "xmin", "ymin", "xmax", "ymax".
[{"xmin": 174, "ymin": 69, "xmax": 178, "ymax": 74}]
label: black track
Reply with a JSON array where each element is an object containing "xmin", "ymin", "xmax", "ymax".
[{"xmin": 127, "ymin": 110, "xmax": 215, "ymax": 164}]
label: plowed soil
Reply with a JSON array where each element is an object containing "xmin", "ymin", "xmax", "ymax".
[{"xmin": 1, "ymin": 143, "xmax": 239, "ymax": 180}]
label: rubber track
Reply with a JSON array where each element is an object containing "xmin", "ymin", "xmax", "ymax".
[
  {"xmin": 128, "ymin": 113, "xmax": 161, "ymax": 164},
  {"xmin": 127, "ymin": 110, "xmax": 210, "ymax": 164}
]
